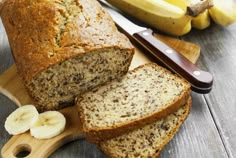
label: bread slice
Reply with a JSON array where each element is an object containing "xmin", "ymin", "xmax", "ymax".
[
  {"xmin": 1, "ymin": 0, "xmax": 134, "ymax": 111},
  {"xmin": 99, "ymin": 98, "xmax": 192, "ymax": 158},
  {"xmin": 77, "ymin": 63, "xmax": 191, "ymax": 142}
]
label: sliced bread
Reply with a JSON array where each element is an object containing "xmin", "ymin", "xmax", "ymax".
[
  {"xmin": 77, "ymin": 63, "xmax": 191, "ymax": 142},
  {"xmin": 99, "ymin": 98, "xmax": 192, "ymax": 158}
]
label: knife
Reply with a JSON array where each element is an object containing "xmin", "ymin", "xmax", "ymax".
[{"xmin": 99, "ymin": 0, "xmax": 213, "ymax": 94}]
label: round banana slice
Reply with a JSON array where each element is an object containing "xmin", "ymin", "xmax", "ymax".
[
  {"xmin": 4, "ymin": 105, "xmax": 39, "ymax": 135},
  {"xmin": 30, "ymin": 111, "xmax": 66, "ymax": 139}
]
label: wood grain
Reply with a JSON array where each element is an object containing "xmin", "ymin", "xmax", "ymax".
[
  {"xmin": 129, "ymin": 33, "xmax": 200, "ymax": 70},
  {"xmin": 0, "ymin": 19, "xmax": 14, "ymax": 73},
  {"xmin": 181, "ymin": 23, "xmax": 236, "ymax": 158},
  {"xmin": 154, "ymin": 33, "xmax": 200, "ymax": 64},
  {"xmin": 1, "ymin": 106, "xmax": 84, "ymax": 158},
  {"xmin": 160, "ymin": 92, "xmax": 228, "ymax": 158},
  {"xmin": 0, "ymin": 65, "xmax": 31, "ymax": 106}
]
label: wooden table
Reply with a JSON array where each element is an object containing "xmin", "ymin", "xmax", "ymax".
[{"xmin": 1, "ymin": 14, "xmax": 236, "ymax": 158}]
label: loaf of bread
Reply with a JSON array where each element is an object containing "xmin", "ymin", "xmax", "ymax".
[
  {"xmin": 0, "ymin": 0, "xmax": 6, "ymax": 13},
  {"xmin": 1, "ymin": 0, "xmax": 134, "ymax": 111},
  {"xmin": 77, "ymin": 63, "xmax": 191, "ymax": 142},
  {"xmin": 99, "ymin": 98, "xmax": 191, "ymax": 158}
]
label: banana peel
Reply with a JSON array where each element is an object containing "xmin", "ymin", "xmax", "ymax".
[
  {"xmin": 192, "ymin": 10, "xmax": 211, "ymax": 30},
  {"xmin": 165, "ymin": 0, "xmax": 212, "ymax": 30},
  {"xmin": 209, "ymin": 0, "xmax": 236, "ymax": 26},
  {"xmin": 106, "ymin": 0, "xmax": 236, "ymax": 36},
  {"xmin": 184, "ymin": 0, "xmax": 212, "ymax": 30},
  {"xmin": 106, "ymin": 0, "xmax": 192, "ymax": 36},
  {"xmin": 167, "ymin": 0, "xmax": 236, "ymax": 27},
  {"xmin": 164, "ymin": 0, "xmax": 187, "ymax": 11},
  {"xmin": 185, "ymin": 0, "xmax": 213, "ymax": 16}
]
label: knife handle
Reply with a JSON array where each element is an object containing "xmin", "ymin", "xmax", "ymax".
[{"xmin": 133, "ymin": 29, "xmax": 213, "ymax": 93}]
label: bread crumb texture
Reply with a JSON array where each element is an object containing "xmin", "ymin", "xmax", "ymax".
[
  {"xmin": 1, "ymin": 0, "xmax": 134, "ymax": 111},
  {"xmin": 28, "ymin": 49, "xmax": 132, "ymax": 111},
  {"xmin": 78, "ymin": 63, "xmax": 190, "ymax": 129},
  {"xmin": 100, "ymin": 102, "xmax": 189, "ymax": 158}
]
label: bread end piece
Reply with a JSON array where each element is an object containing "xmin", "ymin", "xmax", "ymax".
[{"xmin": 99, "ymin": 97, "xmax": 192, "ymax": 158}]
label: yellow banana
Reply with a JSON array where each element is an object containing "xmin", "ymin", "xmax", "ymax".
[
  {"xmin": 192, "ymin": 10, "xmax": 211, "ymax": 30},
  {"xmin": 106, "ymin": 0, "xmax": 236, "ymax": 35},
  {"xmin": 165, "ymin": 0, "xmax": 211, "ymax": 30},
  {"xmin": 209, "ymin": 0, "xmax": 236, "ymax": 26},
  {"xmin": 163, "ymin": 0, "xmax": 187, "ymax": 11},
  {"xmin": 106, "ymin": 0, "xmax": 192, "ymax": 36}
]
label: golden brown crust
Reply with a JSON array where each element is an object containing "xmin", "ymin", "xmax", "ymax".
[
  {"xmin": 0, "ymin": 0, "xmax": 6, "ymax": 13},
  {"xmin": 99, "ymin": 98, "xmax": 192, "ymax": 158},
  {"xmin": 78, "ymin": 63, "xmax": 191, "ymax": 143},
  {"xmin": 1, "ymin": 0, "xmax": 133, "ymax": 82},
  {"xmin": 153, "ymin": 97, "xmax": 192, "ymax": 157}
]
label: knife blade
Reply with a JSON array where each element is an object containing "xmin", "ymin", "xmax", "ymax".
[{"xmin": 99, "ymin": 0, "xmax": 213, "ymax": 94}]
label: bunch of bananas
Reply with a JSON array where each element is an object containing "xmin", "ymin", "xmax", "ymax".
[{"xmin": 106, "ymin": 0, "xmax": 236, "ymax": 36}]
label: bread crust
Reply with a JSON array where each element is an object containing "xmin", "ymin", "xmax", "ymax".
[
  {"xmin": 78, "ymin": 63, "xmax": 191, "ymax": 143},
  {"xmin": 99, "ymin": 98, "xmax": 192, "ymax": 158},
  {"xmin": 154, "ymin": 97, "xmax": 192, "ymax": 157},
  {"xmin": 0, "ymin": 0, "xmax": 6, "ymax": 13},
  {"xmin": 1, "ymin": 0, "xmax": 134, "ymax": 82}
]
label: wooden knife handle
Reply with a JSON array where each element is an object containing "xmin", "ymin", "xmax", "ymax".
[{"xmin": 133, "ymin": 29, "xmax": 213, "ymax": 93}]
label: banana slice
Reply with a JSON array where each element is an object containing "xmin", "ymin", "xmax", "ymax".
[
  {"xmin": 30, "ymin": 111, "xmax": 66, "ymax": 139},
  {"xmin": 4, "ymin": 105, "xmax": 39, "ymax": 135}
]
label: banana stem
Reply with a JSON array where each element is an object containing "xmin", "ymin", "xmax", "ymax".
[{"xmin": 187, "ymin": 0, "xmax": 214, "ymax": 17}]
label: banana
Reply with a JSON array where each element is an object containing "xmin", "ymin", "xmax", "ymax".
[
  {"xmin": 106, "ymin": 0, "xmax": 235, "ymax": 35},
  {"xmin": 106, "ymin": 0, "xmax": 192, "ymax": 36},
  {"xmin": 162, "ymin": 0, "xmax": 236, "ymax": 28},
  {"xmin": 164, "ymin": 0, "xmax": 187, "ymax": 11},
  {"xmin": 183, "ymin": 0, "xmax": 212, "ymax": 29},
  {"xmin": 30, "ymin": 111, "xmax": 66, "ymax": 139},
  {"xmin": 209, "ymin": 0, "xmax": 236, "ymax": 26},
  {"xmin": 165, "ymin": 0, "xmax": 211, "ymax": 30},
  {"xmin": 5, "ymin": 105, "xmax": 66, "ymax": 139},
  {"xmin": 192, "ymin": 10, "xmax": 211, "ymax": 29},
  {"xmin": 4, "ymin": 105, "xmax": 39, "ymax": 135}
]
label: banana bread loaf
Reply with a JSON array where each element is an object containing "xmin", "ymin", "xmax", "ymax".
[
  {"xmin": 1, "ymin": 0, "xmax": 134, "ymax": 111},
  {"xmin": 77, "ymin": 63, "xmax": 191, "ymax": 142},
  {"xmin": 99, "ymin": 98, "xmax": 191, "ymax": 158}
]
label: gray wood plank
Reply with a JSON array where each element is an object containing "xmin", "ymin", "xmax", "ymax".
[
  {"xmin": 181, "ymin": 23, "xmax": 236, "ymax": 158},
  {"xmin": 50, "ymin": 139, "xmax": 104, "ymax": 158},
  {"xmin": 160, "ymin": 92, "xmax": 228, "ymax": 158},
  {"xmin": 0, "ymin": 19, "xmax": 14, "ymax": 73},
  {"xmin": 0, "ymin": 94, "xmax": 18, "ymax": 157}
]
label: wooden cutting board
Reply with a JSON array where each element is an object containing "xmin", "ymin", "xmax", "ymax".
[{"xmin": 0, "ymin": 34, "xmax": 200, "ymax": 158}]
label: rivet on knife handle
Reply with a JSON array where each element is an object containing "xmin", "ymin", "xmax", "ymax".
[
  {"xmin": 133, "ymin": 29, "xmax": 213, "ymax": 93},
  {"xmin": 99, "ymin": 0, "xmax": 213, "ymax": 93}
]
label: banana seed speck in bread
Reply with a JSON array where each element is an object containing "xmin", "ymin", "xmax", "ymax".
[
  {"xmin": 99, "ymin": 98, "xmax": 192, "ymax": 158},
  {"xmin": 78, "ymin": 63, "xmax": 191, "ymax": 142}
]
